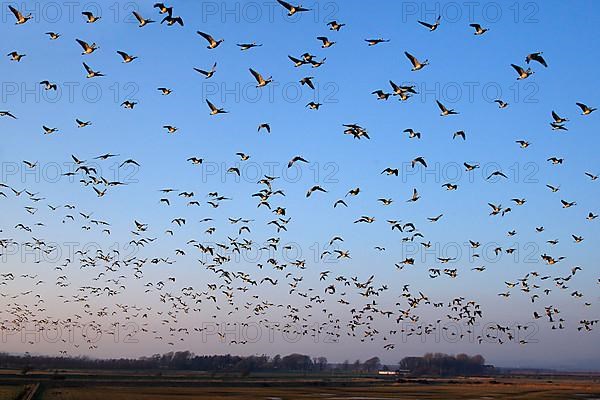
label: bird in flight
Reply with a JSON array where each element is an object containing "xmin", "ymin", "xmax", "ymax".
[
  {"xmin": 206, "ymin": 100, "xmax": 227, "ymax": 115},
  {"xmin": 8, "ymin": 5, "xmax": 32, "ymax": 24},
  {"xmin": 436, "ymin": 100, "xmax": 458, "ymax": 116},
  {"xmin": 511, "ymin": 64, "xmax": 534, "ymax": 80},
  {"xmin": 82, "ymin": 11, "xmax": 101, "ymax": 23},
  {"xmin": 197, "ymin": 31, "xmax": 224, "ymax": 49},
  {"xmin": 249, "ymin": 68, "xmax": 273, "ymax": 87},
  {"xmin": 576, "ymin": 102, "xmax": 596, "ymax": 115},
  {"xmin": 194, "ymin": 63, "xmax": 218, "ymax": 79},
  {"xmin": 132, "ymin": 11, "xmax": 155, "ymax": 27},
  {"xmin": 0, "ymin": 1, "xmax": 597, "ymax": 359},
  {"xmin": 470, "ymin": 23, "xmax": 488, "ymax": 35},
  {"xmin": 83, "ymin": 62, "xmax": 104, "ymax": 78},
  {"xmin": 405, "ymin": 51, "xmax": 429, "ymax": 71},
  {"xmin": 276, "ymin": 0, "xmax": 311, "ymax": 16},
  {"xmin": 525, "ymin": 52, "xmax": 548, "ymax": 67},
  {"xmin": 418, "ymin": 15, "xmax": 441, "ymax": 31},
  {"xmin": 365, "ymin": 38, "xmax": 390, "ymax": 46}
]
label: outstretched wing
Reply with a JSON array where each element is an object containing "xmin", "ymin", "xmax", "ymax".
[
  {"xmin": 197, "ymin": 31, "xmax": 215, "ymax": 44},
  {"xmin": 277, "ymin": 0, "xmax": 294, "ymax": 11}
]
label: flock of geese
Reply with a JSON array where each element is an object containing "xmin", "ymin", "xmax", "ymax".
[{"xmin": 1, "ymin": 2, "xmax": 599, "ymax": 358}]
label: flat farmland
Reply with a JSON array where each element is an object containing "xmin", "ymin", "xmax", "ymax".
[
  {"xmin": 35, "ymin": 377, "xmax": 600, "ymax": 400},
  {"xmin": 0, "ymin": 386, "xmax": 25, "ymax": 400}
]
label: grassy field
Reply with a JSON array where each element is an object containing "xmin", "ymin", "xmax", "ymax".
[{"xmin": 38, "ymin": 378, "xmax": 600, "ymax": 400}]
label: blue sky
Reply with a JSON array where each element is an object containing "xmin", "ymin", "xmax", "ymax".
[{"xmin": 0, "ymin": 1, "xmax": 599, "ymax": 369}]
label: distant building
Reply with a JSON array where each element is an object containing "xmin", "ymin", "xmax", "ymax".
[{"xmin": 378, "ymin": 370, "xmax": 398, "ymax": 375}]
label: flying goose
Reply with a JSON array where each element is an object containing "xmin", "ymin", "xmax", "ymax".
[
  {"xmin": 561, "ymin": 199, "xmax": 576, "ymax": 208},
  {"xmin": 194, "ymin": 62, "xmax": 217, "ymax": 79},
  {"xmin": 487, "ymin": 170, "xmax": 508, "ymax": 179},
  {"xmin": 372, "ymin": 90, "xmax": 391, "ymax": 100},
  {"xmin": 7, "ymin": 51, "xmax": 25, "ymax": 62},
  {"xmin": 163, "ymin": 125, "xmax": 178, "ymax": 134},
  {"xmin": 404, "ymin": 128, "xmax": 421, "ymax": 139},
  {"xmin": 576, "ymin": 102, "xmax": 596, "ymax": 115},
  {"xmin": 346, "ymin": 187, "xmax": 360, "ymax": 197},
  {"xmin": 197, "ymin": 31, "xmax": 224, "ymax": 49},
  {"xmin": 82, "ymin": 11, "xmax": 101, "ymax": 23},
  {"xmin": 258, "ymin": 123, "xmax": 271, "ymax": 133},
  {"xmin": 309, "ymin": 58, "xmax": 326, "ymax": 68},
  {"xmin": 76, "ymin": 39, "xmax": 99, "ymax": 55},
  {"xmin": 411, "ymin": 157, "xmax": 427, "ymax": 168},
  {"xmin": 288, "ymin": 55, "xmax": 307, "ymax": 67},
  {"xmin": 93, "ymin": 187, "xmax": 107, "ymax": 197},
  {"xmin": 121, "ymin": 101, "xmax": 137, "ymax": 109},
  {"xmin": 161, "ymin": 15, "xmax": 184, "ymax": 26},
  {"xmin": 8, "ymin": 5, "xmax": 32, "ymax": 24},
  {"xmin": 407, "ymin": 188, "xmax": 420, "ymax": 202},
  {"xmin": 306, "ymin": 101, "xmax": 322, "ymax": 110},
  {"xmin": 381, "ymin": 168, "xmax": 399, "ymax": 176},
  {"xmin": 547, "ymin": 157, "xmax": 563, "ymax": 165},
  {"xmin": 45, "ymin": 32, "xmax": 61, "ymax": 40},
  {"xmin": 288, "ymin": 156, "xmax": 308, "ymax": 168},
  {"xmin": 405, "ymin": 51, "xmax": 428, "ymax": 71},
  {"xmin": 40, "ymin": 81, "xmax": 57, "ymax": 91},
  {"xmin": 418, "ymin": 15, "xmax": 440, "ymax": 31},
  {"xmin": 317, "ymin": 36, "xmax": 335, "ymax": 48},
  {"xmin": 469, "ymin": 23, "xmax": 488, "ymax": 35},
  {"xmin": 389, "ymin": 81, "xmax": 416, "ymax": 100},
  {"xmin": 552, "ymin": 111, "xmax": 568, "ymax": 123},
  {"xmin": 453, "ymin": 131, "xmax": 466, "ymax": 140},
  {"xmin": 365, "ymin": 38, "xmax": 390, "ymax": 46},
  {"xmin": 117, "ymin": 51, "xmax": 138, "ymax": 63},
  {"xmin": 343, "ymin": 123, "xmax": 370, "ymax": 139},
  {"xmin": 120, "ymin": 159, "xmax": 139, "ymax": 167},
  {"xmin": 249, "ymin": 68, "xmax": 272, "ymax": 87},
  {"xmin": 206, "ymin": 99, "xmax": 227, "ymax": 115},
  {"xmin": 525, "ymin": 52, "xmax": 547, "ymax": 67},
  {"xmin": 550, "ymin": 123, "xmax": 567, "ymax": 131},
  {"xmin": 154, "ymin": 3, "xmax": 172, "ymax": 14},
  {"xmin": 488, "ymin": 203, "xmax": 502, "ymax": 215},
  {"xmin": 157, "ymin": 88, "xmax": 172, "ymax": 95},
  {"xmin": 327, "ymin": 20, "xmax": 345, "ymax": 31},
  {"xmin": 511, "ymin": 64, "xmax": 533, "ymax": 80},
  {"xmin": 299, "ymin": 77, "xmax": 315, "ymax": 89},
  {"xmin": 442, "ymin": 183, "xmax": 458, "ymax": 190},
  {"xmin": 187, "ymin": 157, "xmax": 203, "ymax": 165},
  {"xmin": 42, "ymin": 126, "xmax": 58, "ymax": 135},
  {"xmin": 516, "ymin": 140, "xmax": 530, "ymax": 148},
  {"xmin": 237, "ymin": 43, "xmax": 262, "ymax": 51},
  {"xmin": 494, "ymin": 99, "xmax": 508, "ymax": 108},
  {"xmin": 276, "ymin": 0, "xmax": 310, "ymax": 16},
  {"xmin": 132, "ymin": 11, "xmax": 155, "ymax": 27},
  {"xmin": 0, "ymin": 111, "xmax": 17, "ymax": 119},
  {"xmin": 436, "ymin": 100, "xmax": 458, "ymax": 116},
  {"xmin": 76, "ymin": 119, "xmax": 92, "ymax": 128},
  {"xmin": 306, "ymin": 185, "xmax": 327, "ymax": 197},
  {"xmin": 585, "ymin": 172, "xmax": 598, "ymax": 181}
]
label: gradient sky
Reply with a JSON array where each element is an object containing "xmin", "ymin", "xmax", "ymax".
[{"xmin": 1, "ymin": 0, "xmax": 599, "ymax": 370}]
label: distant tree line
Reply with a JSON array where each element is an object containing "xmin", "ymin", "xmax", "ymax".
[
  {"xmin": 0, "ymin": 352, "xmax": 492, "ymax": 376},
  {"xmin": 0, "ymin": 352, "xmax": 380, "ymax": 374},
  {"xmin": 399, "ymin": 353, "xmax": 492, "ymax": 376}
]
